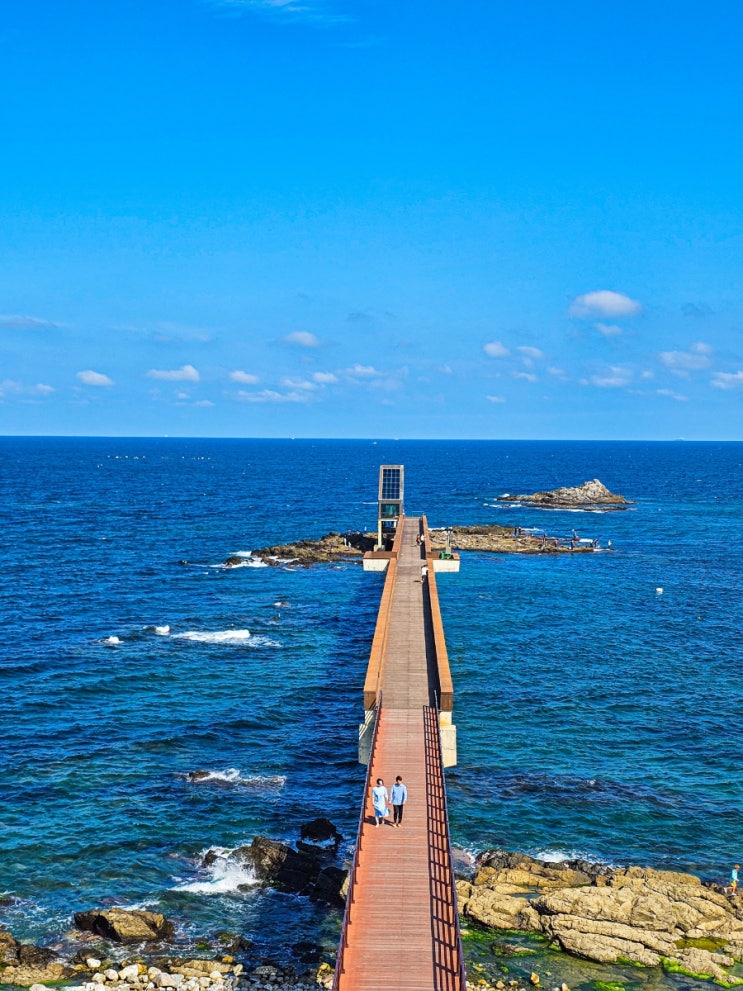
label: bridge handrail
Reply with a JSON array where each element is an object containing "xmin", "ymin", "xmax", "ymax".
[
  {"xmin": 421, "ymin": 516, "xmax": 455, "ymax": 712},
  {"xmin": 332, "ymin": 691, "xmax": 383, "ymax": 991},
  {"xmin": 363, "ymin": 519, "xmax": 404, "ymax": 708},
  {"xmin": 425, "ymin": 699, "xmax": 467, "ymax": 991}
]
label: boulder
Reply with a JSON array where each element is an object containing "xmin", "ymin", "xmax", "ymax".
[
  {"xmin": 73, "ymin": 908, "xmax": 175, "ymax": 943},
  {"xmin": 457, "ymin": 880, "xmax": 541, "ymax": 932},
  {"xmin": 311, "ymin": 866, "xmax": 348, "ymax": 905},
  {"xmin": 298, "ymin": 817, "xmax": 341, "ymax": 854},
  {"xmin": 233, "ymin": 837, "xmax": 318, "ymax": 894}
]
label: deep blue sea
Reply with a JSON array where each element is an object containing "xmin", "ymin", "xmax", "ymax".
[{"xmin": 1, "ymin": 438, "xmax": 741, "ymax": 970}]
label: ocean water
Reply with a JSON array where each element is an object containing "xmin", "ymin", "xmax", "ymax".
[{"xmin": 1, "ymin": 438, "xmax": 741, "ymax": 971}]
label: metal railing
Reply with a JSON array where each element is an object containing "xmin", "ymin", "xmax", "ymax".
[
  {"xmin": 332, "ymin": 692, "xmax": 383, "ymax": 991},
  {"xmin": 424, "ymin": 701, "xmax": 467, "ymax": 991}
]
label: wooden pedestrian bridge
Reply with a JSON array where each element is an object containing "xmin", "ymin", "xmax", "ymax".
[{"xmin": 333, "ymin": 513, "xmax": 466, "ymax": 991}]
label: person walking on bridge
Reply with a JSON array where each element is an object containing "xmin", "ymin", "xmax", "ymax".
[
  {"xmin": 371, "ymin": 778, "xmax": 389, "ymax": 828},
  {"xmin": 390, "ymin": 775, "xmax": 407, "ymax": 827}
]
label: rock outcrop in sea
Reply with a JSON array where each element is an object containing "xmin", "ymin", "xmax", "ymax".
[
  {"xmin": 498, "ymin": 479, "xmax": 631, "ymax": 510},
  {"xmin": 457, "ymin": 850, "xmax": 743, "ymax": 984}
]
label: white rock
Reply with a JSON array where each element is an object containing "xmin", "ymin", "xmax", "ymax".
[
  {"xmin": 29, "ymin": 984, "xmax": 49, "ymax": 991},
  {"xmin": 121, "ymin": 966, "xmax": 141, "ymax": 982},
  {"xmin": 92, "ymin": 977, "xmax": 106, "ymax": 985},
  {"xmin": 155, "ymin": 975, "xmax": 184, "ymax": 989},
  {"xmin": 198, "ymin": 979, "xmax": 211, "ymax": 988},
  {"xmin": 148, "ymin": 968, "xmax": 163, "ymax": 979},
  {"xmin": 87, "ymin": 959, "xmax": 103, "ymax": 971},
  {"xmin": 105, "ymin": 970, "xmax": 120, "ymax": 982}
]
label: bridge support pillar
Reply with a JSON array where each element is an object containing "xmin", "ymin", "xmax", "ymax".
[{"xmin": 439, "ymin": 710, "xmax": 457, "ymax": 768}]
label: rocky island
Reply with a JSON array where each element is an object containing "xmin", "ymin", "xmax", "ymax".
[
  {"xmin": 222, "ymin": 524, "xmax": 606, "ymax": 568},
  {"xmin": 498, "ymin": 478, "xmax": 632, "ymax": 510}
]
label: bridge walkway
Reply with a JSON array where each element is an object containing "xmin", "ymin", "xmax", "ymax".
[{"xmin": 334, "ymin": 518, "xmax": 463, "ymax": 991}]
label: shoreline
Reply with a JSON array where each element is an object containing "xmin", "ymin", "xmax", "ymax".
[{"xmin": 4, "ymin": 849, "xmax": 742, "ymax": 990}]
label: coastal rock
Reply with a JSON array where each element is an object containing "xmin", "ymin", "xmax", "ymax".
[
  {"xmin": 311, "ymin": 866, "xmax": 348, "ymax": 906},
  {"xmin": 224, "ymin": 532, "xmax": 374, "ymax": 569},
  {"xmin": 233, "ymin": 837, "xmax": 318, "ymax": 894},
  {"xmin": 73, "ymin": 908, "xmax": 175, "ymax": 944},
  {"xmin": 464, "ymin": 851, "xmax": 743, "ymax": 983},
  {"xmin": 456, "ymin": 880, "xmax": 541, "ymax": 932},
  {"xmin": 0, "ymin": 930, "xmax": 19, "ymax": 964},
  {"xmin": 498, "ymin": 478, "xmax": 631, "ymax": 510},
  {"xmin": 297, "ymin": 818, "xmax": 341, "ymax": 855},
  {"xmin": 0, "ymin": 961, "xmax": 75, "ymax": 986}
]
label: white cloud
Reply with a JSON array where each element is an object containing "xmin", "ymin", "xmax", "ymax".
[
  {"xmin": 711, "ymin": 370, "xmax": 743, "ymax": 390},
  {"xmin": 0, "ymin": 380, "xmax": 55, "ymax": 397},
  {"xmin": 230, "ymin": 370, "xmax": 260, "ymax": 385},
  {"xmin": 312, "ymin": 371, "xmax": 338, "ymax": 384},
  {"xmin": 195, "ymin": 399, "xmax": 215, "ymax": 407},
  {"xmin": 237, "ymin": 389, "xmax": 311, "ymax": 404},
  {"xmin": 438, "ymin": 364, "xmax": 453, "ymax": 375},
  {"xmin": 483, "ymin": 341, "xmax": 510, "ymax": 358},
  {"xmin": 516, "ymin": 346, "xmax": 544, "ymax": 360},
  {"xmin": 595, "ymin": 322, "xmax": 623, "ymax": 338},
  {"xmin": 281, "ymin": 376, "xmax": 317, "ymax": 390},
  {"xmin": 0, "ymin": 314, "xmax": 59, "ymax": 329},
  {"xmin": 284, "ymin": 331, "xmax": 321, "ymax": 348},
  {"xmin": 582, "ymin": 366, "xmax": 633, "ymax": 388},
  {"xmin": 146, "ymin": 364, "xmax": 200, "ymax": 382},
  {"xmin": 547, "ymin": 366, "xmax": 567, "ymax": 379},
  {"xmin": 77, "ymin": 370, "xmax": 114, "ymax": 387},
  {"xmin": 345, "ymin": 363, "xmax": 380, "ymax": 377},
  {"xmin": 486, "ymin": 395, "xmax": 507, "ymax": 403},
  {"xmin": 210, "ymin": 0, "xmax": 340, "ymax": 19},
  {"xmin": 513, "ymin": 371, "xmax": 538, "ymax": 383},
  {"xmin": 569, "ymin": 290, "xmax": 642, "ymax": 319},
  {"xmin": 657, "ymin": 389, "xmax": 688, "ymax": 401},
  {"xmin": 659, "ymin": 342, "xmax": 712, "ymax": 375}
]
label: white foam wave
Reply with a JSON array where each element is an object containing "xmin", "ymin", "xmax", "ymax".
[
  {"xmin": 175, "ymin": 629, "xmax": 252, "ymax": 644},
  {"xmin": 534, "ymin": 847, "xmax": 614, "ymax": 866},
  {"xmin": 217, "ymin": 557, "xmax": 267, "ymax": 569},
  {"xmin": 173, "ymin": 850, "xmax": 259, "ymax": 895},
  {"xmin": 102, "ymin": 636, "xmax": 122, "ymax": 645},
  {"xmin": 154, "ymin": 625, "xmax": 170, "ymax": 635},
  {"xmin": 188, "ymin": 769, "xmax": 287, "ymax": 789}
]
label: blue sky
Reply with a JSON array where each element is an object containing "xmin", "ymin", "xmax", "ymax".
[{"xmin": 1, "ymin": 0, "xmax": 742, "ymax": 438}]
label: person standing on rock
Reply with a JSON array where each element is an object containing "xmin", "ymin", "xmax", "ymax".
[
  {"xmin": 371, "ymin": 778, "xmax": 389, "ymax": 827},
  {"xmin": 390, "ymin": 775, "xmax": 407, "ymax": 827},
  {"xmin": 728, "ymin": 864, "xmax": 740, "ymax": 894}
]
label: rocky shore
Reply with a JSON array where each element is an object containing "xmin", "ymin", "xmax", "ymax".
[
  {"xmin": 498, "ymin": 478, "xmax": 632, "ymax": 510},
  {"xmin": 4, "ymin": 844, "xmax": 743, "ymax": 990},
  {"xmin": 457, "ymin": 850, "xmax": 743, "ymax": 985}
]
